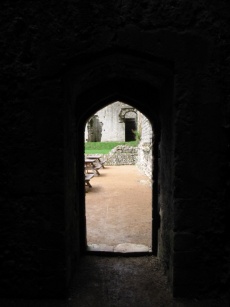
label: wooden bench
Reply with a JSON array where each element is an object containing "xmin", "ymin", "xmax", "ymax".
[
  {"xmin": 85, "ymin": 159, "xmax": 101, "ymax": 175},
  {"xmin": 85, "ymin": 174, "xmax": 94, "ymax": 192},
  {"xmin": 99, "ymin": 159, "xmax": 106, "ymax": 168},
  {"xmin": 85, "ymin": 165, "xmax": 101, "ymax": 175},
  {"xmin": 86, "ymin": 156, "xmax": 106, "ymax": 169}
]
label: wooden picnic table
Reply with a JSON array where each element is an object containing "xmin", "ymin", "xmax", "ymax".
[
  {"xmin": 87, "ymin": 155, "xmax": 106, "ymax": 168},
  {"xmin": 85, "ymin": 159, "xmax": 100, "ymax": 175},
  {"xmin": 85, "ymin": 173, "xmax": 94, "ymax": 191}
]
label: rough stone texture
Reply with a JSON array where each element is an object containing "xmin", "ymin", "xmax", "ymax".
[
  {"xmin": 136, "ymin": 112, "xmax": 153, "ymax": 178},
  {"xmin": 0, "ymin": 0, "xmax": 229, "ymax": 302},
  {"xmin": 85, "ymin": 101, "xmax": 136, "ymax": 142},
  {"xmin": 85, "ymin": 114, "xmax": 102, "ymax": 142},
  {"xmin": 86, "ymin": 145, "xmax": 138, "ymax": 166},
  {"xmin": 106, "ymin": 145, "xmax": 138, "ymax": 165}
]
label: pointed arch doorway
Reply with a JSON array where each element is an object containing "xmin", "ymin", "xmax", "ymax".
[
  {"xmin": 64, "ymin": 51, "xmax": 174, "ymax": 294},
  {"xmin": 84, "ymin": 100, "xmax": 155, "ymax": 254},
  {"xmin": 74, "ymin": 83, "xmax": 162, "ymax": 257}
]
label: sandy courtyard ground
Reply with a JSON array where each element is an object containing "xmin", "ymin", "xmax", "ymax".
[{"xmin": 85, "ymin": 165, "xmax": 152, "ymax": 252}]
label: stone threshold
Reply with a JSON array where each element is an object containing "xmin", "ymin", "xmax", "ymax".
[{"xmin": 87, "ymin": 243, "xmax": 151, "ymax": 254}]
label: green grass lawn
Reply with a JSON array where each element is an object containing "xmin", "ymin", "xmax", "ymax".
[{"xmin": 85, "ymin": 141, "xmax": 138, "ymax": 154}]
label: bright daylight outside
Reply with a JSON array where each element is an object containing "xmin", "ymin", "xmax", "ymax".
[{"xmin": 84, "ymin": 101, "xmax": 153, "ymax": 253}]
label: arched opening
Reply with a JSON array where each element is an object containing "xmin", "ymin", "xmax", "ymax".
[
  {"xmin": 84, "ymin": 101, "xmax": 154, "ymax": 253},
  {"xmin": 63, "ymin": 51, "xmax": 174, "ymax": 291},
  {"xmin": 124, "ymin": 118, "xmax": 136, "ymax": 141},
  {"xmin": 74, "ymin": 85, "xmax": 162, "ymax": 258}
]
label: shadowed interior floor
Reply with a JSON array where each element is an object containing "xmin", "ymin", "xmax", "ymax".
[
  {"xmin": 85, "ymin": 165, "xmax": 152, "ymax": 253},
  {"xmin": 0, "ymin": 166, "xmax": 228, "ymax": 306},
  {"xmin": 1, "ymin": 255, "xmax": 228, "ymax": 306}
]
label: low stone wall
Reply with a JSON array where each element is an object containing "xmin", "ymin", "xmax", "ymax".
[
  {"xmin": 136, "ymin": 142, "xmax": 152, "ymax": 179},
  {"xmin": 86, "ymin": 145, "xmax": 138, "ymax": 166},
  {"xmin": 86, "ymin": 143, "xmax": 152, "ymax": 179}
]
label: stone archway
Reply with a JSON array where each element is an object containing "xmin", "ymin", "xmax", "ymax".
[
  {"xmin": 63, "ymin": 50, "xmax": 174, "ymax": 293},
  {"xmin": 79, "ymin": 94, "xmax": 161, "ymax": 254}
]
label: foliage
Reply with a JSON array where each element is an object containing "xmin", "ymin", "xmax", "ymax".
[{"xmin": 132, "ymin": 129, "xmax": 141, "ymax": 143}]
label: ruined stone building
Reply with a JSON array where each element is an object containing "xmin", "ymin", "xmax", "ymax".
[
  {"xmin": 85, "ymin": 101, "xmax": 138, "ymax": 142},
  {"xmin": 0, "ymin": 1, "xmax": 229, "ymax": 304},
  {"xmin": 85, "ymin": 101, "xmax": 153, "ymax": 177}
]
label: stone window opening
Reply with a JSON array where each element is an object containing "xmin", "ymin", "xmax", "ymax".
[
  {"xmin": 86, "ymin": 115, "xmax": 103, "ymax": 142},
  {"xmin": 124, "ymin": 118, "xmax": 136, "ymax": 141}
]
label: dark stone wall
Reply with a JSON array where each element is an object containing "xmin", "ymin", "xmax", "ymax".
[
  {"xmin": 0, "ymin": 3, "xmax": 67, "ymax": 298},
  {"xmin": 0, "ymin": 0, "xmax": 229, "ymax": 300}
]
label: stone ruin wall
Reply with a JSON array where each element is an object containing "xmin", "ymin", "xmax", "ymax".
[
  {"xmin": 85, "ymin": 112, "xmax": 153, "ymax": 179},
  {"xmin": 136, "ymin": 113, "xmax": 153, "ymax": 179},
  {"xmin": 86, "ymin": 145, "xmax": 138, "ymax": 166},
  {"xmin": 85, "ymin": 115, "xmax": 103, "ymax": 142},
  {"xmin": 85, "ymin": 101, "xmax": 130, "ymax": 142}
]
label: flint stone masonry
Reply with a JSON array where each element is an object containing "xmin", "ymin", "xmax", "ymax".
[
  {"xmin": 86, "ymin": 145, "xmax": 138, "ymax": 166},
  {"xmin": 136, "ymin": 113, "xmax": 153, "ymax": 179}
]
